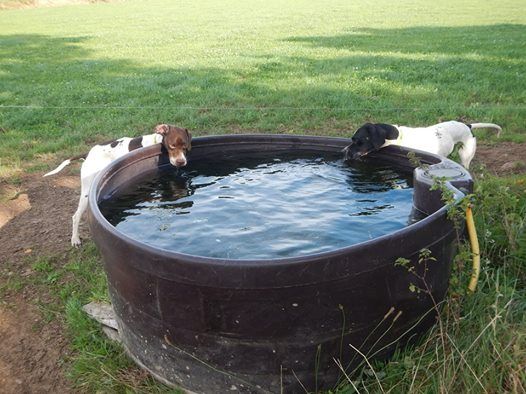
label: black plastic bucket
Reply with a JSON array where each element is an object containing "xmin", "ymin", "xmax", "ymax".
[{"xmin": 88, "ymin": 135, "xmax": 472, "ymax": 393}]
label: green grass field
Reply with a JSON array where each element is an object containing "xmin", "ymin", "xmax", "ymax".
[
  {"xmin": 1, "ymin": 0, "xmax": 525, "ymax": 392},
  {"xmin": 1, "ymin": 0, "xmax": 525, "ymax": 178}
]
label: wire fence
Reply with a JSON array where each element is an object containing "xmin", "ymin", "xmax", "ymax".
[{"xmin": 0, "ymin": 104, "xmax": 525, "ymax": 111}]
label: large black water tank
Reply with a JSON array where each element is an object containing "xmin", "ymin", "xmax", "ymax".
[{"xmin": 88, "ymin": 135, "xmax": 473, "ymax": 393}]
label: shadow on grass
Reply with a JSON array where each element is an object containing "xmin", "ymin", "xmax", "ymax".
[
  {"xmin": 0, "ymin": 24, "xmax": 525, "ymax": 164},
  {"xmin": 281, "ymin": 24, "xmax": 526, "ymax": 121},
  {"xmin": 285, "ymin": 24, "xmax": 526, "ymax": 58}
]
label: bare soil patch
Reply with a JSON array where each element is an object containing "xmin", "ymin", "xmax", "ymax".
[
  {"xmin": 0, "ymin": 304, "xmax": 72, "ymax": 393},
  {"xmin": 0, "ymin": 174, "xmax": 82, "ymax": 261},
  {"xmin": 0, "ymin": 193, "xmax": 30, "ymax": 229},
  {"xmin": 0, "ymin": 174, "xmax": 82, "ymax": 394},
  {"xmin": 473, "ymin": 142, "xmax": 526, "ymax": 176},
  {"xmin": 0, "ymin": 142, "xmax": 523, "ymax": 393}
]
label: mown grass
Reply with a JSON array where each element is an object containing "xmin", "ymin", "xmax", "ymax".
[
  {"xmin": 1, "ymin": 0, "xmax": 525, "ymax": 178},
  {"xmin": 0, "ymin": 0, "xmax": 525, "ymax": 392}
]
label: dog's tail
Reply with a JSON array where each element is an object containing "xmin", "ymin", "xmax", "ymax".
[
  {"xmin": 43, "ymin": 159, "xmax": 72, "ymax": 177},
  {"xmin": 43, "ymin": 154, "xmax": 86, "ymax": 177},
  {"xmin": 468, "ymin": 123, "xmax": 502, "ymax": 138}
]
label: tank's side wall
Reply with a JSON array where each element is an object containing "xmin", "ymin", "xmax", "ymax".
[
  {"xmin": 88, "ymin": 135, "xmax": 469, "ymax": 393},
  {"xmin": 89, "ymin": 211, "xmax": 459, "ymax": 393}
]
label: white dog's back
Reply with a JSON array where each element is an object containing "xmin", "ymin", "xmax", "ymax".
[
  {"xmin": 393, "ymin": 120, "xmax": 500, "ymax": 168},
  {"xmin": 395, "ymin": 121, "xmax": 468, "ymax": 157}
]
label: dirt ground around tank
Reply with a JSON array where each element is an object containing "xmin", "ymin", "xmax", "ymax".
[
  {"xmin": 0, "ymin": 143, "xmax": 524, "ymax": 393},
  {"xmin": 0, "ymin": 174, "xmax": 80, "ymax": 394}
]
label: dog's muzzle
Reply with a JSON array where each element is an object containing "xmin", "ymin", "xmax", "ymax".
[
  {"xmin": 169, "ymin": 152, "xmax": 188, "ymax": 167},
  {"xmin": 342, "ymin": 144, "xmax": 363, "ymax": 161},
  {"xmin": 342, "ymin": 144, "xmax": 369, "ymax": 161}
]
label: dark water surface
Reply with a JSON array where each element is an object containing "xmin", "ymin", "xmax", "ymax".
[{"xmin": 100, "ymin": 151, "xmax": 420, "ymax": 259}]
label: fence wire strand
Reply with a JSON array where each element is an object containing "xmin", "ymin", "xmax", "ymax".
[{"xmin": 0, "ymin": 104, "xmax": 525, "ymax": 111}]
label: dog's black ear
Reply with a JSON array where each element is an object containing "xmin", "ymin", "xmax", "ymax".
[
  {"xmin": 365, "ymin": 124, "xmax": 385, "ymax": 150},
  {"xmin": 368, "ymin": 123, "xmax": 399, "ymax": 149},
  {"xmin": 185, "ymin": 128, "xmax": 192, "ymax": 151},
  {"xmin": 375, "ymin": 124, "xmax": 399, "ymax": 140}
]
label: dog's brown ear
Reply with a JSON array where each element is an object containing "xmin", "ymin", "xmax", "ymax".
[
  {"xmin": 155, "ymin": 124, "xmax": 170, "ymax": 135},
  {"xmin": 185, "ymin": 128, "xmax": 192, "ymax": 151}
]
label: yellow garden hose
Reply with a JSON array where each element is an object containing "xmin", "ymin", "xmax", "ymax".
[{"xmin": 466, "ymin": 205, "xmax": 480, "ymax": 292}]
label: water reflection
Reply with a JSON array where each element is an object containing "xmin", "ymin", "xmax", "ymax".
[{"xmin": 100, "ymin": 151, "xmax": 421, "ymax": 259}]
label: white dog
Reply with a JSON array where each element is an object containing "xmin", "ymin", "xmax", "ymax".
[
  {"xmin": 44, "ymin": 124, "xmax": 192, "ymax": 246},
  {"xmin": 343, "ymin": 120, "xmax": 501, "ymax": 168}
]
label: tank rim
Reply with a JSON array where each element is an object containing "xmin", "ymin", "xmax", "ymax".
[{"xmin": 88, "ymin": 133, "xmax": 467, "ymax": 267}]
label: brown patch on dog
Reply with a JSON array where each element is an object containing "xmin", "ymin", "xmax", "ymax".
[{"xmin": 155, "ymin": 124, "xmax": 192, "ymax": 167}]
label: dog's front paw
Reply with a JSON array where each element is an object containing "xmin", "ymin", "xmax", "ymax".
[{"xmin": 71, "ymin": 236, "xmax": 82, "ymax": 247}]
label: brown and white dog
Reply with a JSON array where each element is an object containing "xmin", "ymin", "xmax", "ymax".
[{"xmin": 44, "ymin": 124, "xmax": 192, "ymax": 246}]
